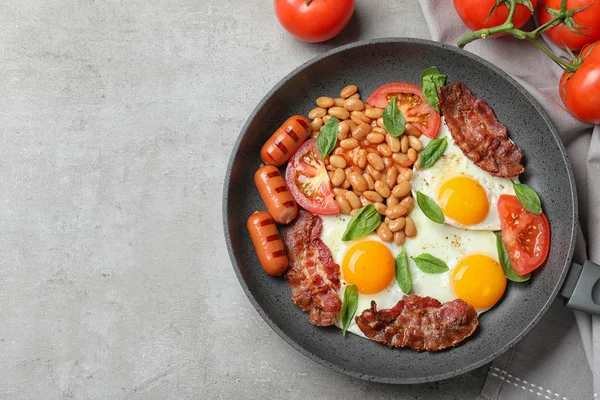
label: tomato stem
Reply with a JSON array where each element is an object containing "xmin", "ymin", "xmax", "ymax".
[{"xmin": 530, "ymin": 38, "xmax": 577, "ymax": 71}]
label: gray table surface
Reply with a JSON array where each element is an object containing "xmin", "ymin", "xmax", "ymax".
[{"xmin": 0, "ymin": 1, "xmax": 489, "ymax": 398}]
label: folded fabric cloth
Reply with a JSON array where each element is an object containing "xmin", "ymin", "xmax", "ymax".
[{"xmin": 417, "ymin": 2, "xmax": 599, "ymax": 399}]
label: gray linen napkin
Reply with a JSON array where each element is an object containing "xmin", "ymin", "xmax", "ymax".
[{"xmin": 417, "ymin": 1, "xmax": 599, "ymax": 398}]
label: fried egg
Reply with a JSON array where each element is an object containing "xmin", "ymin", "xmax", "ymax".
[
  {"xmin": 412, "ymin": 119, "xmax": 518, "ymax": 230},
  {"xmin": 319, "ymin": 210, "xmax": 507, "ymax": 339}
]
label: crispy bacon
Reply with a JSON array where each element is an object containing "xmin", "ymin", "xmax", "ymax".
[
  {"xmin": 439, "ymin": 81, "xmax": 525, "ymax": 178},
  {"xmin": 355, "ymin": 295, "xmax": 479, "ymax": 352},
  {"xmin": 283, "ymin": 209, "xmax": 341, "ymax": 326}
]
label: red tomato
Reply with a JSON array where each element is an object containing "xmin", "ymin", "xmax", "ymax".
[
  {"xmin": 560, "ymin": 42, "xmax": 600, "ymax": 124},
  {"xmin": 498, "ymin": 195, "xmax": 550, "ymax": 276},
  {"xmin": 538, "ymin": 0, "xmax": 600, "ymax": 51},
  {"xmin": 453, "ymin": 0, "xmax": 538, "ymax": 36},
  {"xmin": 274, "ymin": 0, "xmax": 355, "ymax": 43},
  {"xmin": 365, "ymin": 82, "xmax": 441, "ymax": 139},
  {"xmin": 285, "ymin": 139, "xmax": 339, "ymax": 214}
]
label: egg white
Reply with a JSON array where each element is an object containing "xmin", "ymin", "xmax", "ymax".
[{"xmin": 412, "ymin": 119, "xmax": 519, "ymax": 231}]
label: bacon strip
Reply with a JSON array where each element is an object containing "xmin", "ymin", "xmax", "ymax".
[
  {"xmin": 439, "ymin": 81, "xmax": 525, "ymax": 178},
  {"xmin": 355, "ymin": 295, "xmax": 479, "ymax": 352},
  {"xmin": 283, "ymin": 210, "xmax": 341, "ymax": 326}
]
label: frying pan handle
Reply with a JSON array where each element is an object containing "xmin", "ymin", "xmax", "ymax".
[{"xmin": 560, "ymin": 260, "xmax": 600, "ymax": 315}]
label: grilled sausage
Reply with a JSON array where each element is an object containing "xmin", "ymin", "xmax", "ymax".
[
  {"xmin": 247, "ymin": 211, "xmax": 288, "ymax": 276},
  {"xmin": 254, "ymin": 165, "xmax": 298, "ymax": 224},
  {"xmin": 260, "ymin": 115, "xmax": 311, "ymax": 166}
]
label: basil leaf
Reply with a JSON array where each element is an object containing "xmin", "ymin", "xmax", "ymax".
[
  {"xmin": 342, "ymin": 204, "xmax": 381, "ymax": 241},
  {"xmin": 316, "ymin": 116, "xmax": 339, "ymax": 158},
  {"xmin": 495, "ymin": 231, "xmax": 530, "ymax": 282},
  {"xmin": 419, "ymin": 136, "xmax": 448, "ymax": 168},
  {"xmin": 395, "ymin": 247, "xmax": 412, "ymax": 294},
  {"xmin": 341, "ymin": 284, "xmax": 359, "ymax": 336},
  {"xmin": 412, "ymin": 253, "xmax": 449, "ymax": 274},
  {"xmin": 514, "ymin": 183, "xmax": 542, "ymax": 215},
  {"xmin": 416, "ymin": 191, "xmax": 444, "ymax": 224},
  {"xmin": 421, "ymin": 66, "xmax": 446, "ymax": 112},
  {"xmin": 383, "ymin": 97, "xmax": 406, "ymax": 137}
]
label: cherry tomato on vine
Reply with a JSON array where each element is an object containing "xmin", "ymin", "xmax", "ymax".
[
  {"xmin": 560, "ymin": 42, "xmax": 600, "ymax": 124},
  {"xmin": 453, "ymin": 0, "xmax": 539, "ymax": 36},
  {"xmin": 274, "ymin": 0, "xmax": 355, "ymax": 43},
  {"xmin": 538, "ymin": 0, "xmax": 600, "ymax": 51}
]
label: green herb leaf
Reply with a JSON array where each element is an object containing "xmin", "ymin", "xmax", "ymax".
[
  {"xmin": 412, "ymin": 253, "xmax": 449, "ymax": 274},
  {"xmin": 419, "ymin": 136, "xmax": 448, "ymax": 168},
  {"xmin": 395, "ymin": 247, "xmax": 412, "ymax": 294},
  {"xmin": 341, "ymin": 284, "xmax": 359, "ymax": 336},
  {"xmin": 316, "ymin": 116, "xmax": 339, "ymax": 158},
  {"xmin": 421, "ymin": 66, "xmax": 446, "ymax": 112},
  {"xmin": 383, "ymin": 97, "xmax": 406, "ymax": 137},
  {"xmin": 514, "ymin": 183, "xmax": 542, "ymax": 215},
  {"xmin": 495, "ymin": 231, "xmax": 530, "ymax": 282},
  {"xmin": 416, "ymin": 191, "xmax": 445, "ymax": 224},
  {"xmin": 342, "ymin": 204, "xmax": 381, "ymax": 241}
]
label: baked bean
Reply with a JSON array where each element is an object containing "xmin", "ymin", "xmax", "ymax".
[
  {"xmin": 345, "ymin": 191, "xmax": 362, "ymax": 209},
  {"xmin": 363, "ymin": 173, "xmax": 375, "ymax": 190},
  {"xmin": 363, "ymin": 190, "xmax": 384, "ymax": 203},
  {"xmin": 354, "ymin": 190, "xmax": 363, "ymax": 197},
  {"xmin": 377, "ymin": 117, "xmax": 385, "ymax": 129},
  {"xmin": 329, "ymin": 106, "xmax": 350, "ymax": 120},
  {"xmin": 374, "ymin": 180, "xmax": 391, "ymax": 198},
  {"xmin": 334, "ymin": 97, "xmax": 344, "ymax": 107},
  {"xmin": 310, "ymin": 117, "xmax": 324, "ymax": 132},
  {"xmin": 367, "ymin": 133, "xmax": 385, "ymax": 144},
  {"xmin": 329, "ymin": 155, "xmax": 347, "ymax": 169},
  {"xmin": 333, "ymin": 148, "xmax": 345, "ymax": 157},
  {"xmin": 365, "ymin": 107, "xmax": 384, "ymax": 119},
  {"xmin": 346, "ymin": 120, "xmax": 358, "ymax": 131},
  {"xmin": 393, "ymin": 230, "xmax": 406, "ymax": 245},
  {"xmin": 342, "ymin": 179, "xmax": 351, "ymax": 189},
  {"xmin": 405, "ymin": 216, "xmax": 417, "ymax": 237},
  {"xmin": 386, "ymin": 205, "xmax": 408, "ymax": 219},
  {"xmin": 316, "ymin": 96, "xmax": 335, "ymax": 108},
  {"xmin": 387, "ymin": 217, "xmax": 406, "ymax": 232},
  {"xmin": 401, "ymin": 135, "xmax": 409, "ymax": 153},
  {"xmin": 337, "ymin": 195, "xmax": 352, "ymax": 215},
  {"xmin": 351, "ymin": 111, "xmax": 370, "ymax": 124},
  {"xmin": 365, "ymin": 165, "xmax": 383, "ymax": 181},
  {"xmin": 405, "ymin": 123, "xmax": 421, "ymax": 137},
  {"xmin": 331, "ymin": 168, "xmax": 346, "ymax": 187},
  {"xmin": 349, "ymin": 93, "xmax": 361, "ymax": 99},
  {"xmin": 374, "ymin": 202, "xmax": 387, "ymax": 215},
  {"xmin": 397, "ymin": 168, "xmax": 413, "ymax": 183},
  {"xmin": 383, "ymin": 156, "xmax": 393, "ymax": 169},
  {"xmin": 333, "ymin": 188, "xmax": 347, "ymax": 197},
  {"xmin": 340, "ymin": 138, "xmax": 358, "ymax": 149},
  {"xmin": 400, "ymin": 196, "xmax": 414, "ymax": 212},
  {"xmin": 348, "ymin": 172, "xmax": 368, "ymax": 192},
  {"xmin": 357, "ymin": 152, "xmax": 367, "ymax": 168},
  {"xmin": 387, "ymin": 196, "xmax": 400, "ymax": 206},
  {"xmin": 310, "ymin": 131, "xmax": 319, "ymax": 139},
  {"xmin": 337, "ymin": 121, "xmax": 350, "ymax": 140},
  {"xmin": 367, "ymin": 153, "xmax": 385, "ymax": 171},
  {"xmin": 393, "ymin": 181, "xmax": 412, "ymax": 198},
  {"xmin": 340, "ymin": 84, "xmax": 358, "ymax": 99},
  {"xmin": 308, "ymin": 107, "xmax": 326, "ymax": 120},
  {"xmin": 409, "ymin": 136, "xmax": 423, "ymax": 151},
  {"xmin": 326, "ymin": 164, "xmax": 335, "ymax": 172},
  {"xmin": 343, "ymin": 98, "xmax": 364, "ymax": 111},
  {"xmin": 360, "ymin": 196, "xmax": 373, "ymax": 206},
  {"xmin": 352, "ymin": 123, "xmax": 372, "ymax": 140},
  {"xmin": 392, "ymin": 153, "xmax": 409, "ymax": 164},
  {"xmin": 377, "ymin": 143, "xmax": 392, "ymax": 157},
  {"xmin": 386, "ymin": 134, "xmax": 401, "ymax": 153},
  {"xmin": 407, "ymin": 148, "xmax": 418, "ymax": 162},
  {"xmin": 372, "ymin": 127, "xmax": 387, "ymax": 135},
  {"xmin": 350, "ymin": 209, "xmax": 358, "ymax": 216},
  {"xmin": 323, "ymin": 115, "xmax": 331, "ymax": 123},
  {"xmin": 376, "ymin": 222, "xmax": 393, "ymax": 242},
  {"xmin": 386, "ymin": 166, "xmax": 398, "ymax": 189}
]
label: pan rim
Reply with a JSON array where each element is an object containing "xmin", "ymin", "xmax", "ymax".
[{"xmin": 222, "ymin": 37, "xmax": 578, "ymax": 384}]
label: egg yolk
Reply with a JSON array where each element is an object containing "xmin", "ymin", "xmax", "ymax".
[
  {"xmin": 342, "ymin": 241, "xmax": 395, "ymax": 294},
  {"xmin": 452, "ymin": 254, "xmax": 507, "ymax": 310},
  {"xmin": 438, "ymin": 176, "xmax": 489, "ymax": 226}
]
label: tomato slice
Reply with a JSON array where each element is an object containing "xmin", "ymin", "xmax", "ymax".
[
  {"xmin": 498, "ymin": 195, "xmax": 550, "ymax": 275},
  {"xmin": 285, "ymin": 138, "xmax": 339, "ymax": 215},
  {"xmin": 365, "ymin": 82, "xmax": 442, "ymax": 138}
]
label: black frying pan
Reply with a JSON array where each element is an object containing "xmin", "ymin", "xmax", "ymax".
[{"xmin": 223, "ymin": 38, "xmax": 600, "ymax": 383}]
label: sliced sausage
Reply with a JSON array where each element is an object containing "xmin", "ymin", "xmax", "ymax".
[
  {"xmin": 254, "ymin": 165, "xmax": 298, "ymax": 224},
  {"xmin": 247, "ymin": 211, "xmax": 288, "ymax": 276},
  {"xmin": 260, "ymin": 115, "xmax": 311, "ymax": 166}
]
